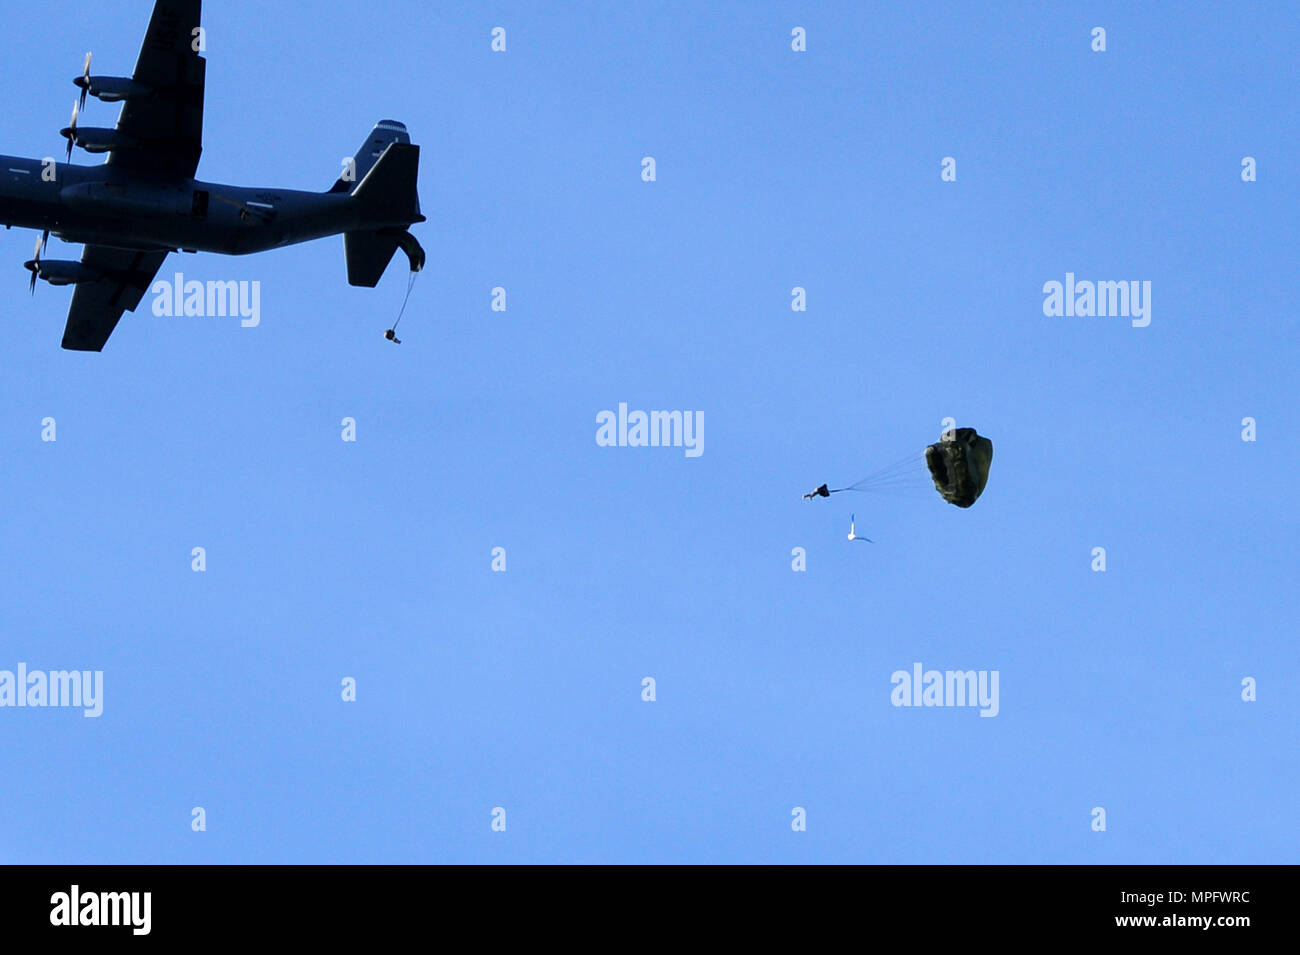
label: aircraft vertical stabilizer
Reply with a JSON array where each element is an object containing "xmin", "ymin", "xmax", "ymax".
[
  {"xmin": 343, "ymin": 137, "xmax": 425, "ymax": 287},
  {"xmin": 330, "ymin": 120, "xmax": 411, "ymax": 193}
]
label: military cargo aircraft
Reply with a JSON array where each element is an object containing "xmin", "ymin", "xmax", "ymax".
[{"xmin": 0, "ymin": 0, "xmax": 426, "ymax": 351}]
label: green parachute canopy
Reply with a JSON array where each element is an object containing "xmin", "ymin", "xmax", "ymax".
[{"xmin": 924, "ymin": 428, "xmax": 993, "ymax": 508}]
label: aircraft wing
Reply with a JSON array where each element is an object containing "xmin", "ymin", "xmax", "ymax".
[
  {"xmin": 107, "ymin": 0, "xmax": 205, "ymax": 179},
  {"xmin": 61, "ymin": 246, "xmax": 169, "ymax": 351}
]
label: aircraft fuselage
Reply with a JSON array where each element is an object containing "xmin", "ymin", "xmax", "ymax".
[{"xmin": 0, "ymin": 155, "xmax": 400, "ymax": 255}]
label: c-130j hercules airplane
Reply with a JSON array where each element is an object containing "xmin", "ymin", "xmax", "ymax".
[{"xmin": 0, "ymin": 0, "xmax": 426, "ymax": 351}]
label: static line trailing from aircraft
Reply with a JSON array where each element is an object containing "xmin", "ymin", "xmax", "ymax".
[{"xmin": 0, "ymin": 0, "xmax": 426, "ymax": 351}]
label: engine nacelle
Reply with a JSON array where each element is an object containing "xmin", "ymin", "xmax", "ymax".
[
  {"xmin": 60, "ymin": 126, "xmax": 137, "ymax": 154},
  {"xmin": 75, "ymin": 75, "xmax": 152, "ymax": 103},
  {"xmin": 25, "ymin": 260, "xmax": 101, "ymax": 286}
]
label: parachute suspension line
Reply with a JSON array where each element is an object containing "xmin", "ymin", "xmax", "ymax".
[
  {"xmin": 858, "ymin": 464, "xmax": 928, "ymax": 484},
  {"xmin": 844, "ymin": 481, "xmax": 933, "ymax": 498},
  {"xmin": 831, "ymin": 479, "xmax": 926, "ymax": 494},
  {"xmin": 852, "ymin": 449, "xmax": 923, "ymax": 482},
  {"xmin": 843, "ymin": 449, "xmax": 928, "ymax": 490},
  {"xmin": 850, "ymin": 464, "xmax": 927, "ymax": 488}
]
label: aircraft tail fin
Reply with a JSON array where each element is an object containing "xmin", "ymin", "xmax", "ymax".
[
  {"xmin": 351, "ymin": 141, "xmax": 423, "ymax": 223},
  {"xmin": 340, "ymin": 127, "xmax": 426, "ymax": 287},
  {"xmin": 329, "ymin": 120, "xmax": 412, "ymax": 193}
]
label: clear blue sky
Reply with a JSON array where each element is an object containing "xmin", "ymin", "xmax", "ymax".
[{"xmin": 1, "ymin": 1, "xmax": 1295, "ymax": 863}]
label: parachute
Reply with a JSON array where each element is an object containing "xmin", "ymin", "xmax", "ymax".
[
  {"xmin": 804, "ymin": 426, "xmax": 994, "ymax": 508},
  {"xmin": 924, "ymin": 428, "xmax": 993, "ymax": 508}
]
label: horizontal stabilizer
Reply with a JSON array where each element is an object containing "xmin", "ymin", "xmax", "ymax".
[{"xmin": 344, "ymin": 231, "xmax": 401, "ymax": 288}]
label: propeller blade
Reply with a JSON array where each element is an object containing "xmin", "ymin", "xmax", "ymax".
[
  {"xmin": 27, "ymin": 241, "xmax": 40, "ymax": 294},
  {"xmin": 26, "ymin": 231, "xmax": 48, "ymax": 295},
  {"xmin": 78, "ymin": 52, "xmax": 93, "ymax": 109},
  {"xmin": 64, "ymin": 100, "xmax": 79, "ymax": 160}
]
